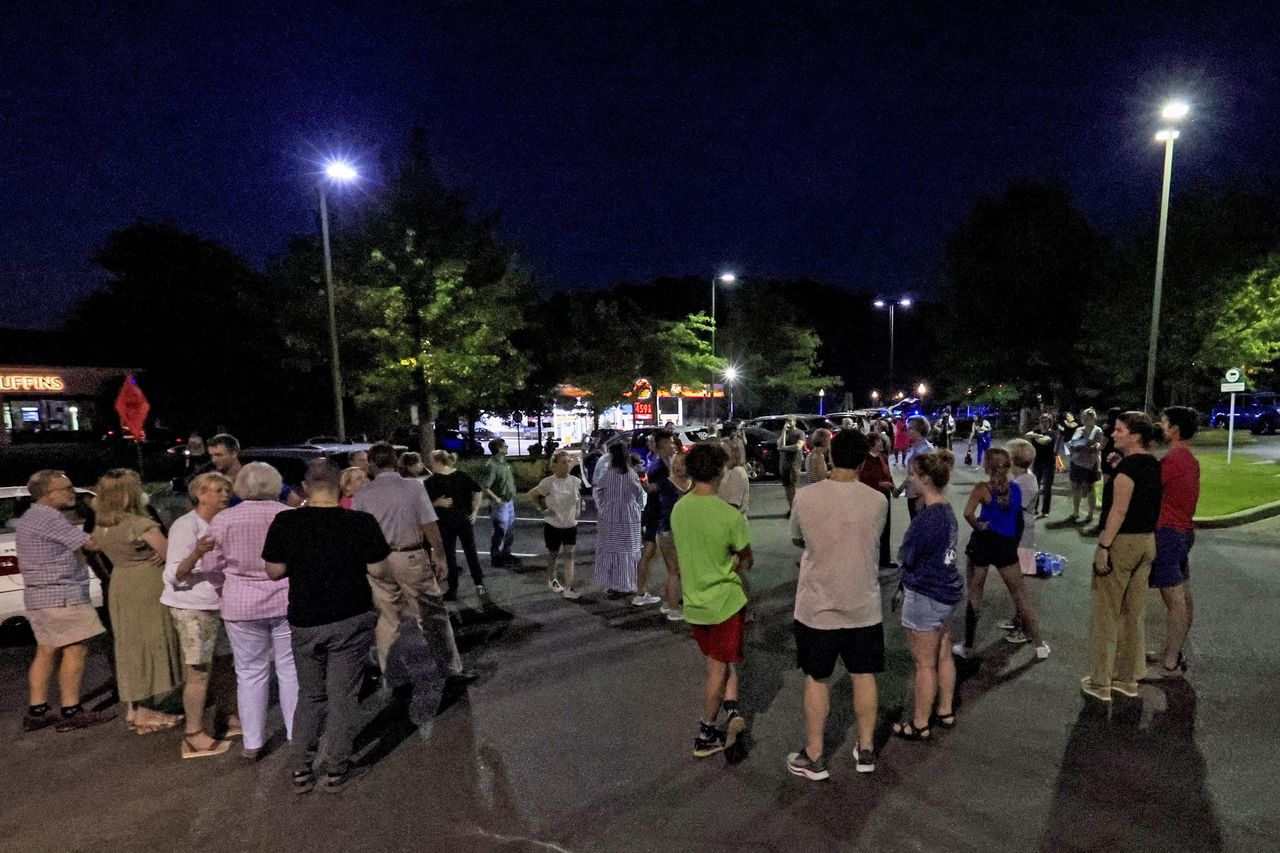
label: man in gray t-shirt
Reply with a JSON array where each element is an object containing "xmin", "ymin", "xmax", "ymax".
[{"xmin": 786, "ymin": 430, "xmax": 887, "ymax": 778}]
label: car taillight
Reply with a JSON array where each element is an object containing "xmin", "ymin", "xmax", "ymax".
[
  {"xmin": 682, "ymin": 443, "xmax": 693, "ymax": 452},
  {"xmin": 0, "ymin": 555, "xmax": 19, "ymax": 577}
]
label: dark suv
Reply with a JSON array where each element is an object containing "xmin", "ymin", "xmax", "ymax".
[{"xmin": 1210, "ymin": 391, "xmax": 1279, "ymax": 434}]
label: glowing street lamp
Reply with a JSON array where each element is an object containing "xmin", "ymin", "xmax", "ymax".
[
  {"xmin": 710, "ymin": 272, "xmax": 737, "ymax": 421},
  {"xmin": 723, "ymin": 364, "xmax": 740, "ymax": 420},
  {"xmin": 1144, "ymin": 101, "xmax": 1189, "ymax": 413},
  {"xmin": 319, "ymin": 160, "xmax": 358, "ymax": 439},
  {"xmin": 873, "ymin": 297, "xmax": 911, "ymax": 393},
  {"xmin": 870, "ymin": 390, "xmax": 880, "ymax": 403}
]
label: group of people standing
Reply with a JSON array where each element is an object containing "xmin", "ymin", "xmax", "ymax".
[{"xmin": 15, "ymin": 400, "xmax": 1204, "ymax": 788}]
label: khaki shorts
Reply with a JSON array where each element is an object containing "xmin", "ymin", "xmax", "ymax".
[
  {"xmin": 27, "ymin": 604, "xmax": 106, "ymax": 648},
  {"xmin": 169, "ymin": 607, "xmax": 222, "ymax": 666}
]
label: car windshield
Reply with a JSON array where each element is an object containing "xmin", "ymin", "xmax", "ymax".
[{"xmin": 683, "ymin": 428, "xmax": 711, "ymax": 443}]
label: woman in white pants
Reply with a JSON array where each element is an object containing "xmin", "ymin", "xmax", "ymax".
[{"xmin": 206, "ymin": 462, "xmax": 298, "ymax": 761}]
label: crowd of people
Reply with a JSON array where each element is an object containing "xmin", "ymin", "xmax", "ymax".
[{"xmin": 13, "ymin": 402, "xmax": 1202, "ymax": 786}]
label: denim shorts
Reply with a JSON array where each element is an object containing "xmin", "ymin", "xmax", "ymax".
[
  {"xmin": 901, "ymin": 588, "xmax": 959, "ymax": 633},
  {"xmin": 1149, "ymin": 526, "xmax": 1194, "ymax": 588}
]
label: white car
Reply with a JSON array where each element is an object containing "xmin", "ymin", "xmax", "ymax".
[{"xmin": 0, "ymin": 486, "xmax": 103, "ymax": 631}]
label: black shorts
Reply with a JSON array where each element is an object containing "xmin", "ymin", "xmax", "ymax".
[
  {"xmin": 543, "ymin": 524, "xmax": 578, "ymax": 551},
  {"xmin": 965, "ymin": 529, "xmax": 1019, "ymax": 568},
  {"xmin": 794, "ymin": 620, "xmax": 885, "ymax": 679},
  {"xmin": 641, "ymin": 499, "xmax": 659, "ymax": 543}
]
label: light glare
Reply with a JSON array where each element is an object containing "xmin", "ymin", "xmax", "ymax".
[
  {"xmin": 899, "ymin": 297, "xmax": 912, "ymax": 308},
  {"xmin": 1155, "ymin": 129, "xmax": 1181, "ymax": 142},
  {"xmin": 724, "ymin": 366, "xmax": 740, "ymax": 382},
  {"xmin": 325, "ymin": 161, "xmax": 358, "ymax": 182},
  {"xmin": 1161, "ymin": 101, "xmax": 1190, "ymax": 120},
  {"xmin": 718, "ymin": 272, "xmax": 736, "ymax": 283},
  {"xmin": 873, "ymin": 299, "xmax": 886, "ymax": 308}
]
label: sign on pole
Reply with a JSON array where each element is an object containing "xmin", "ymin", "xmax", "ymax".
[{"xmin": 1222, "ymin": 369, "xmax": 1243, "ymax": 464}]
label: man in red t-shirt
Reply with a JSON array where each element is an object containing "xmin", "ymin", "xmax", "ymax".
[{"xmin": 1143, "ymin": 406, "xmax": 1201, "ymax": 682}]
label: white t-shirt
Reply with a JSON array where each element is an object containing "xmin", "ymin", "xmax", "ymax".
[
  {"xmin": 788, "ymin": 479, "xmax": 887, "ymax": 629},
  {"xmin": 1014, "ymin": 471, "xmax": 1037, "ymax": 549},
  {"xmin": 161, "ymin": 510, "xmax": 222, "ymax": 610},
  {"xmin": 717, "ymin": 467, "xmax": 750, "ymax": 514},
  {"xmin": 533, "ymin": 475, "xmax": 583, "ymax": 528}
]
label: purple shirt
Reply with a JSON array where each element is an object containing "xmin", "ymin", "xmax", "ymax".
[
  {"xmin": 14, "ymin": 503, "xmax": 92, "ymax": 610},
  {"xmin": 207, "ymin": 500, "xmax": 291, "ymax": 621}
]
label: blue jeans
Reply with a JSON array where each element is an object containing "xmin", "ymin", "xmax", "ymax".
[
  {"xmin": 976, "ymin": 433, "xmax": 992, "ymax": 465},
  {"xmin": 489, "ymin": 500, "xmax": 516, "ymax": 564}
]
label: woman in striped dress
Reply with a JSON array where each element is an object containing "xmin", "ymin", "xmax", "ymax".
[{"xmin": 593, "ymin": 442, "xmax": 646, "ymax": 595}]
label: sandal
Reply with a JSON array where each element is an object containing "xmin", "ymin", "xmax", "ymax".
[
  {"xmin": 933, "ymin": 712, "xmax": 956, "ymax": 729},
  {"xmin": 182, "ymin": 731, "xmax": 231, "ymax": 759},
  {"xmin": 892, "ymin": 720, "xmax": 932, "ymax": 741}
]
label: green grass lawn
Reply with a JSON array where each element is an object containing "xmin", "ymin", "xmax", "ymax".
[
  {"xmin": 1194, "ymin": 450, "xmax": 1280, "ymax": 517},
  {"xmin": 1189, "ymin": 429, "xmax": 1255, "ymax": 447}
]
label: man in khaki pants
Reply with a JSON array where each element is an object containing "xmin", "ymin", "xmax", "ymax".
[{"xmin": 353, "ymin": 443, "xmax": 474, "ymax": 683}]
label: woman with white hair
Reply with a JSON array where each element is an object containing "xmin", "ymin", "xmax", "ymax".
[{"xmin": 206, "ymin": 461, "xmax": 297, "ymax": 762}]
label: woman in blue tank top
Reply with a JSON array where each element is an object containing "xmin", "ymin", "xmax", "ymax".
[{"xmin": 953, "ymin": 448, "xmax": 1050, "ymax": 661}]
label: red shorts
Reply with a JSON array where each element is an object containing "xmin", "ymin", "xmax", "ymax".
[{"xmin": 690, "ymin": 609, "xmax": 746, "ymax": 664}]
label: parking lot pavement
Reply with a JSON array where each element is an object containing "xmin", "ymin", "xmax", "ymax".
[{"xmin": 2, "ymin": 476, "xmax": 1277, "ymax": 852}]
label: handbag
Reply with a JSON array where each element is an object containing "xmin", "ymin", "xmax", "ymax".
[{"xmin": 964, "ymin": 449, "xmax": 973, "ymax": 466}]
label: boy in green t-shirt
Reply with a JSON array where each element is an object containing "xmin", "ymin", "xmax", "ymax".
[{"xmin": 670, "ymin": 442, "xmax": 753, "ymax": 759}]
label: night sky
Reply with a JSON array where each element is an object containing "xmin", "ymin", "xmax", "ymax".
[{"xmin": 4, "ymin": 1, "xmax": 1279, "ymax": 329}]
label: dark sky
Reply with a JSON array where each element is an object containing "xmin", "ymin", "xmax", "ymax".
[{"xmin": 4, "ymin": 1, "xmax": 1278, "ymax": 328}]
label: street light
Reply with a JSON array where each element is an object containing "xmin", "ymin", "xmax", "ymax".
[
  {"xmin": 818, "ymin": 388, "xmax": 825, "ymax": 416},
  {"xmin": 1144, "ymin": 100, "xmax": 1189, "ymax": 413},
  {"xmin": 319, "ymin": 160, "xmax": 358, "ymax": 440},
  {"xmin": 873, "ymin": 297, "xmax": 911, "ymax": 392},
  {"xmin": 710, "ymin": 272, "xmax": 736, "ymax": 423},
  {"xmin": 723, "ymin": 364, "xmax": 740, "ymax": 420}
]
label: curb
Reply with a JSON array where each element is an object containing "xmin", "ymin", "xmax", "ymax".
[{"xmin": 1194, "ymin": 499, "xmax": 1280, "ymax": 529}]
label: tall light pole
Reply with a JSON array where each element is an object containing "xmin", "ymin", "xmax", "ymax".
[
  {"xmin": 873, "ymin": 297, "xmax": 911, "ymax": 394},
  {"xmin": 1144, "ymin": 100, "xmax": 1189, "ymax": 413},
  {"xmin": 319, "ymin": 161, "xmax": 357, "ymax": 440},
  {"xmin": 724, "ymin": 365, "xmax": 740, "ymax": 421},
  {"xmin": 710, "ymin": 272, "xmax": 735, "ymax": 423}
]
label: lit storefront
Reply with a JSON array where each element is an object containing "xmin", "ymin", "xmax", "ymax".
[{"xmin": 0, "ymin": 365, "xmax": 131, "ymax": 443}]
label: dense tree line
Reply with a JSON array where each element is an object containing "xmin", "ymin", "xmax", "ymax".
[{"xmin": 61, "ymin": 132, "xmax": 1279, "ymax": 446}]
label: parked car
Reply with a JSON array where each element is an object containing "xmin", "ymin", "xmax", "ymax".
[
  {"xmin": 1, "ymin": 486, "xmax": 103, "ymax": 640},
  {"xmin": 739, "ymin": 425, "xmax": 781, "ymax": 480},
  {"xmin": 1210, "ymin": 391, "xmax": 1279, "ymax": 434},
  {"xmin": 437, "ymin": 429, "xmax": 485, "ymax": 458},
  {"xmin": 743, "ymin": 414, "xmax": 839, "ymax": 437},
  {"xmin": 238, "ymin": 442, "xmax": 405, "ymax": 490}
]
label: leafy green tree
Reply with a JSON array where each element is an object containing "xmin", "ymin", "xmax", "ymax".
[
  {"xmin": 351, "ymin": 129, "xmax": 532, "ymax": 451},
  {"xmin": 1198, "ymin": 253, "xmax": 1280, "ymax": 376}
]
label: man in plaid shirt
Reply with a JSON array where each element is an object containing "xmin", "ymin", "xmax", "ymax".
[{"xmin": 15, "ymin": 470, "xmax": 116, "ymax": 732}]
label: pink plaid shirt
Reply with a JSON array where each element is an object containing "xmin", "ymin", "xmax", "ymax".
[{"xmin": 206, "ymin": 500, "xmax": 291, "ymax": 621}]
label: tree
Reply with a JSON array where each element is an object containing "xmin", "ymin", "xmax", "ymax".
[
  {"xmin": 65, "ymin": 222, "xmax": 324, "ymax": 441},
  {"xmin": 351, "ymin": 129, "xmax": 532, "ymax": 451},
  {"xmin": 941, "ymin": 180, "xmax": 1113, "ymax": 404},
  {"xmin": 1198, "ymin": 253, "xmax": 1280, "ymax": 377}
]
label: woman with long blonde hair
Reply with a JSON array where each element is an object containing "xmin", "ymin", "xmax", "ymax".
[{"xmin": 93, "ymin": 468, "xmax": 183, "ymax": 734}]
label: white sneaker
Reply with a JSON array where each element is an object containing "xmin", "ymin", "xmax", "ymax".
[
  {"xmin": 996, "ymin": 619, "xmax": 1017, "ymax": 631},
  {"xmin": 631, "ymin": 593, "xmax": 661, "ymax": 606},
  {"xmin": 562, "ymin": 588, "xmax": 581, "ymax": 601},
  {"xmin": 659, "ymin": 603, "xmax": 672, "ymax": 615},
  {"xmin": 952, "ymin": 643, "xmax": 972, "ymax": 659},
  {"xmin": 665, "ymin": 608, "xmax": 684, "ymax": 622},
  {"xmin": 1035, "ymin": 642, "xmax": 1051, "ymax": 660}
]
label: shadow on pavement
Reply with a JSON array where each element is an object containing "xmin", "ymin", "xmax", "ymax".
[{"xmin": 1039, "ymin": 682, "xmax": 1222, "ymax": 852}]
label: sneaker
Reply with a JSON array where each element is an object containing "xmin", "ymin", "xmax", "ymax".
[
  {"xmin": 996, "ymin": 619, "xmax": 1017, "ymax": 631},
  {"xmin": 631, "ymin": 593, "xmax": 662, "ymax": 606},
  {"xmin": 854, "ymin": 745, "xmax": 876, "ymax": 774},
  {"xmin": 22, "ymin": 711, "xmax": 60, "ymax": 732},
  {"xmin": 54, "ymin": 708, "xmax": 117, "ymax": 732},
  {"xmin": 786, "ymin": 748, "xmax": 830, "ymax": 781},
  {"xmin": 665, "ymin": 608, "xmax": 684, "ymax": 622},
  {"xmin": 1079, "ymin": 676, "xmax": 1112, "ymax": 702},
  {"xmin": 1110, "ymin": 680, "xmax": 1140, "ymax": 698},
  {"xmin": 475, "ymin": 584, "xmax": 488, "ymax": 600},
  {"xmin": 548, "ymin": 578, "xmax": 564, "ymax": 593},
  {"xmin": 562, "ymin": 588, "xmax": 581, "ymax": 600},
  {"xmin": 952, "ymin": 643, "xmax": 972, "ymax": 659},
  {"xmin": 1035, "ymin": 642, "xmax": 1052, "ymax": 660},
  {"xmin": 659, "ymin": 602, "xmax": 672, "ymax": 615},
  {"xmin": 320, "ymin": 770, "xmax": 353, "ymax": 793},
  {"xmin": 1004, "ymin": 630, "xmax": 1031, "ymax": 645},
  {"xmin": 693, "ymin": 724, "xmax": 726, "ymax": 758},
  {"xmin": 724, "ymin": 711, "xmax": 747, "ymax": 750}
]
